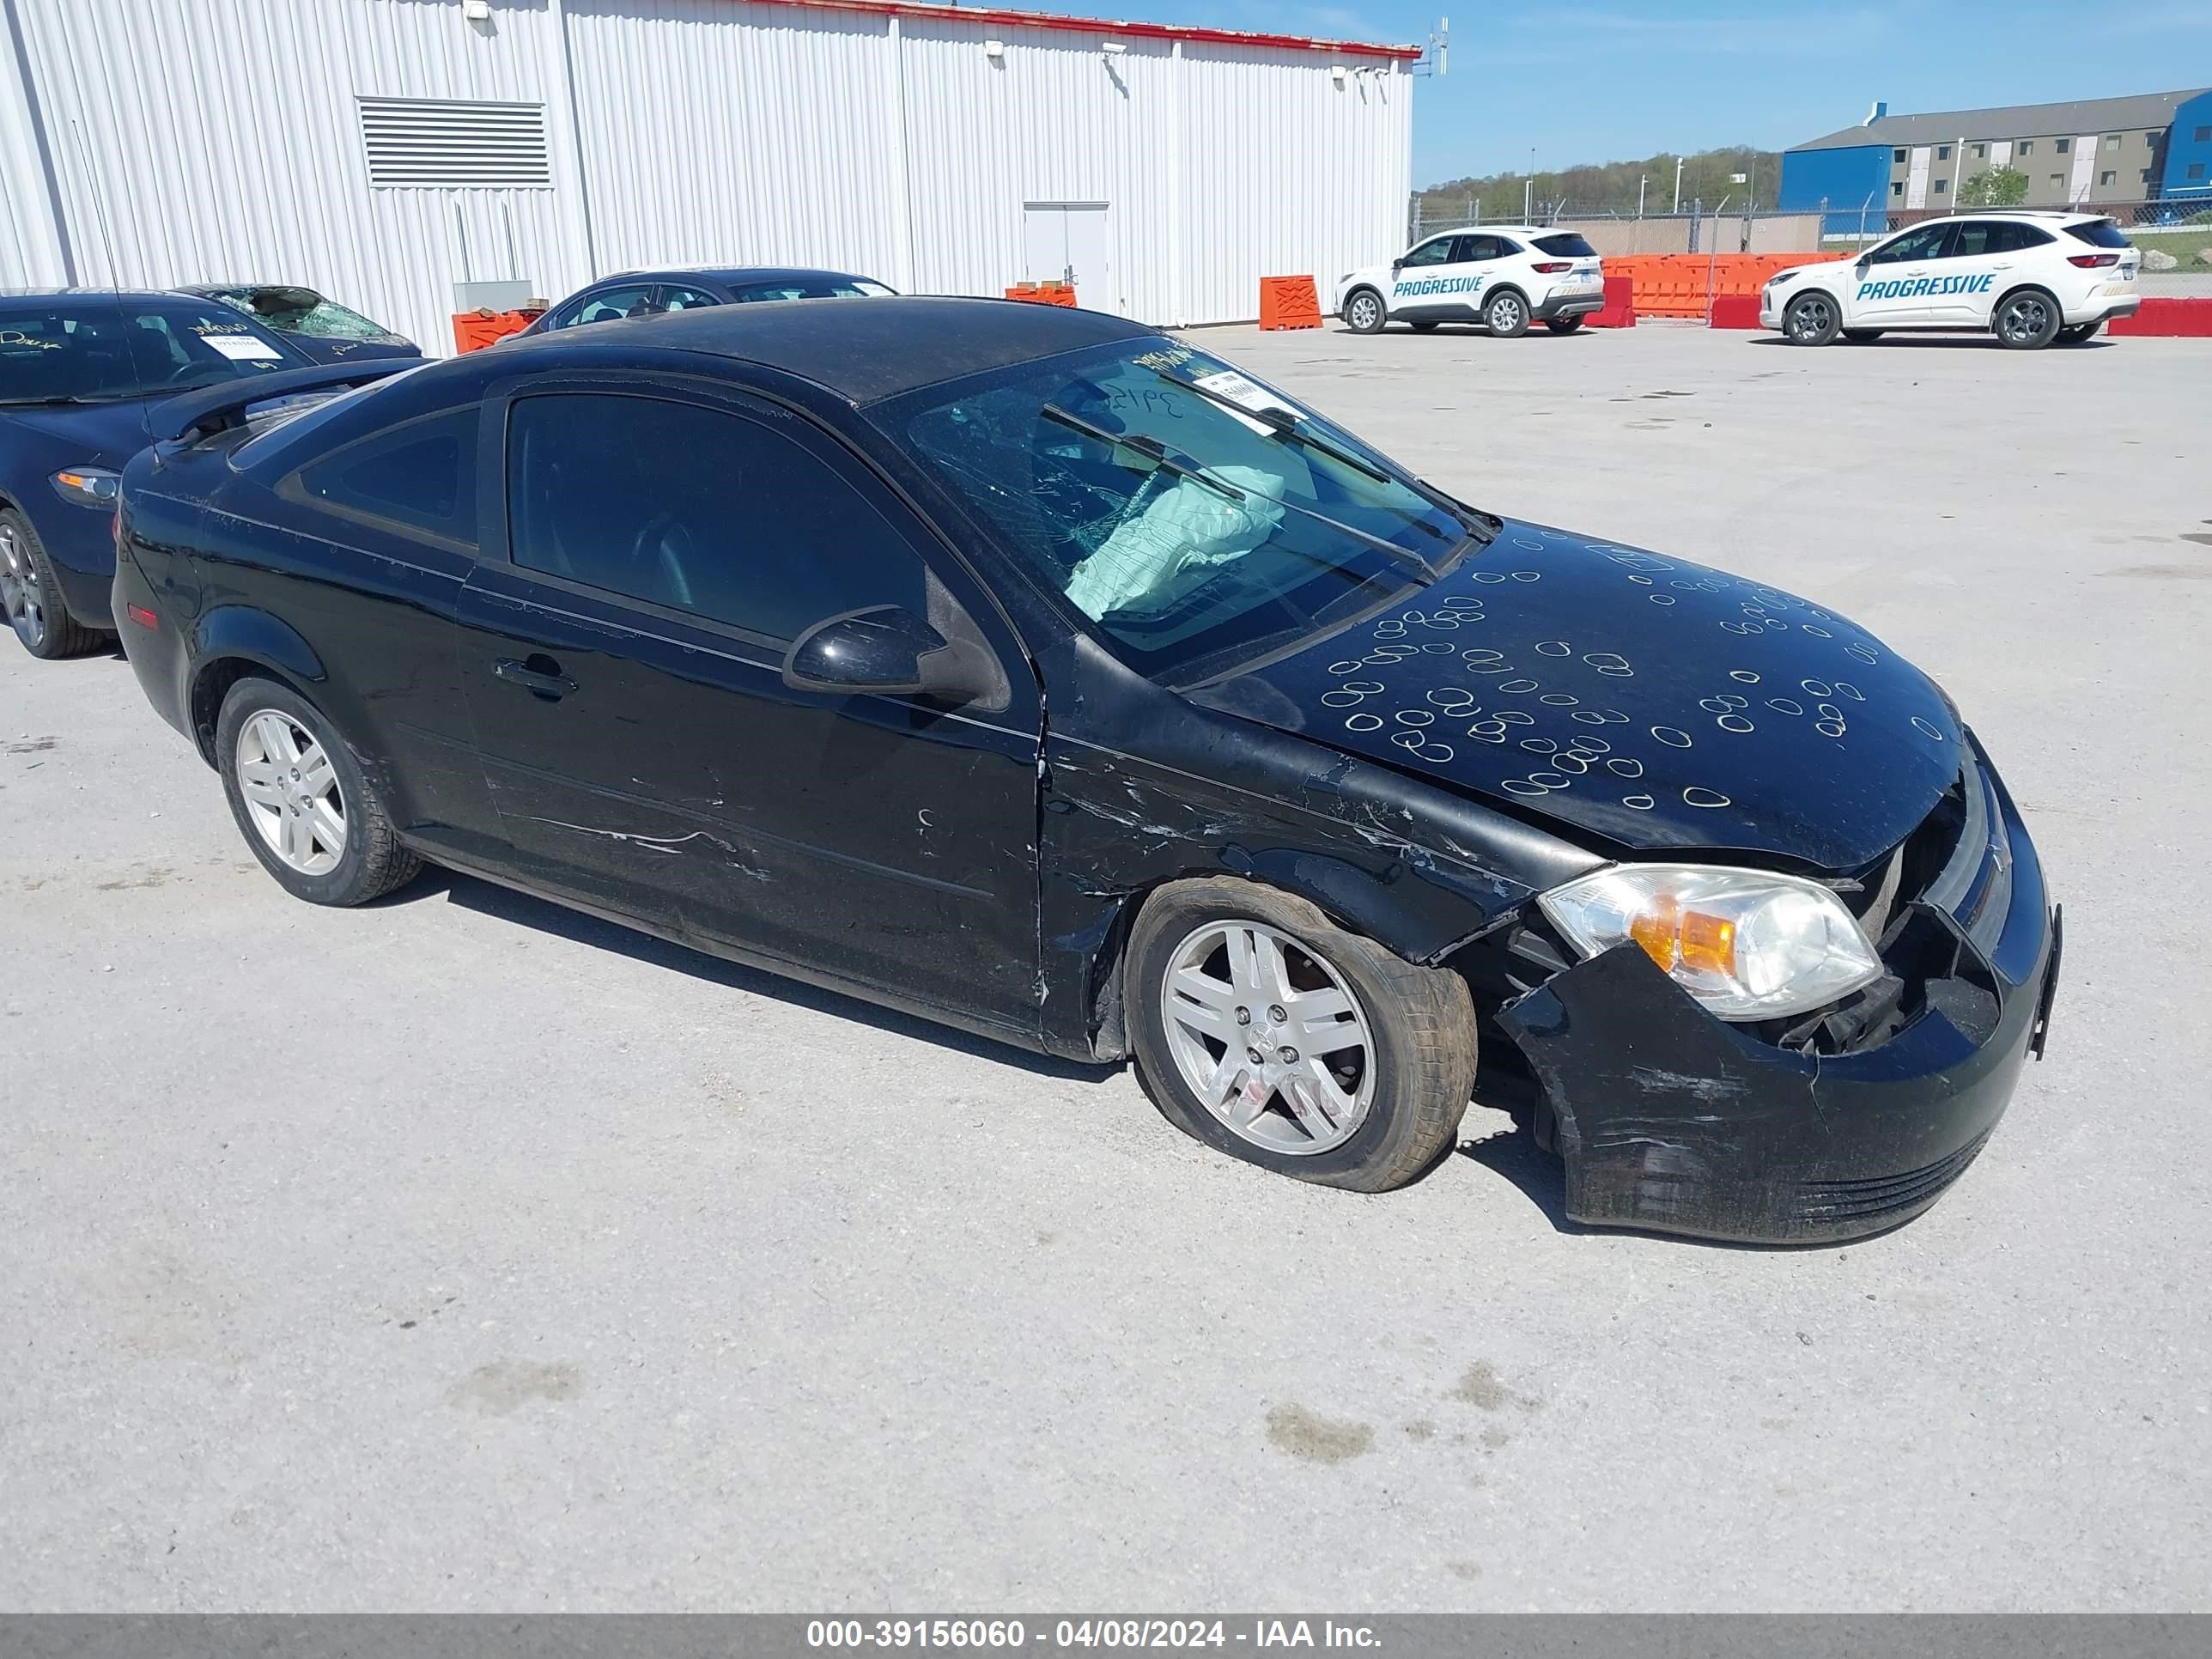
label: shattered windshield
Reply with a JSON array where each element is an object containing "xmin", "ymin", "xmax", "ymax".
[
  {"xmin": 213, "ymin": 287, "xmax": 394, "ymax": 340},
  {"xmin": 899, "ymin": 340, "xmax": 1477, "ymax": 682}
]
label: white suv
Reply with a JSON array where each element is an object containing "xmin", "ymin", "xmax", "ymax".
[
  {"xmin": 1335, "ymin": 227, "xmax": 1606, "ymax": 337},
  {"xmin": 1761, "ymin": 210, "xmax": 2142, "ymax": 349}
]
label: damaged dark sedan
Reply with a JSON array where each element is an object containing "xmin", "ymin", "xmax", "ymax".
[{"xmin": 112, "ymin": 299, "xmax": 2059, "ymax": 1243}]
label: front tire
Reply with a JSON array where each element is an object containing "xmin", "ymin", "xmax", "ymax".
[
  {"xmin": 0, "ymin": 508, "xmax": 103, "ymax": 659},
  {"xmin": 216, "ymin": 677, "xmax": 422, "ymax": 908},
  {"xmin": 1545, "ymin": 315, "xmax": 1586, "ymax": 334},
  {"xmin": 2055, "ymin": 321, "xmax": 2102, "ymax": 345},
  {"xmin": 1127, "ymin": 878, "xmax": 1476, "ymax": 1194},
  {"xmin": 1784, "ymin": 291, "xmax": 1841, "ymax": 345},
  {"xmin": 1994, "ymin": 288, "xmax": 2063, "ymax": 349},
  {"xmin": 1482, "ymin": 289, "xmax": 1530, "ymax": 338},
  {"xmin": 1343, "ymin": 288, "xmax": 1387, "ymax": 334}
]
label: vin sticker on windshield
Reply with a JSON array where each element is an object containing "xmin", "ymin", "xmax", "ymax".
[
  {"xmin": 1193, "ymin": 368, "xmax": 1297, "ymax": 434},
  {"xmin": 205, "ymin": 336, "xmax": 286, "ymax": 362}
]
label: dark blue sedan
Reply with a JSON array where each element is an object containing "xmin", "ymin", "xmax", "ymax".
[
  {"xmin": 512, "ymin": 265, "xmax": 895, "ymax": 337},
  {"xmin": 0, "ymin": 289, "xmax": 311, "ymax": 657}
]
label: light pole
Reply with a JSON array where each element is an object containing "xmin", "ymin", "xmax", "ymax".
[
  {"xmin": 1525, "ymin": 146, "xmax": 1534, "ymax": 222},
  {"xmin": 1673, "ymin": 155, "xmax": 1685, "ymax": 213},
  {"xmin": 1638, "ymin": 174, "xmax": 1647, "ymax": 219}
]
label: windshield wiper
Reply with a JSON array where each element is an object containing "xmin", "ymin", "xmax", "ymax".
[
  {"xmin": 1152, "ymin": 368, "xmax": 1395, "ymax": 484},
  {"xmin": 1040, "ymin": 404, "xmax": 1248, "ymax": 505}
]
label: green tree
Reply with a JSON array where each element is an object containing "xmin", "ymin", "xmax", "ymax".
[{"xmin": 1958, "ymin": 167, "xmax": 2028, "ymax": 208}]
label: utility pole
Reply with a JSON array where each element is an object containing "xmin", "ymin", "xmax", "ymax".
[
  {"xmin": 1638, "ymin": 174, "xmax": 1647, "ymax": 219},
  {"xmin": 1673, "ymin": 155, "xmax": 1685, "ymax": 213}
]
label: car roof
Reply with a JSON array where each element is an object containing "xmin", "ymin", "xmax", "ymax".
[
  {"xmin": 177, "ymin": 283, "xmax": 325, "ymax": 296},
  {"xmin": 600, "ymin": 264, "xmax": 880, "ymax": 287},
  {"xmin": 497, "ymin": 295, "xmax": 1152, "ymax": 404},
  {"xmin": 1410, "ymin": 225, "xmax": 1566, "ymax": 241},
  {"xmin": 0, "ymin": 287, "xmax": 216, "ymax": 304}
]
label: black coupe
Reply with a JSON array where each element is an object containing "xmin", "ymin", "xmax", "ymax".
[{"xmin": 112, "ymin": 299, "xmax": 2059, "ymax": 1243}]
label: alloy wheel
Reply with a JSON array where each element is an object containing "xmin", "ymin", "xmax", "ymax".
[
  {"xmin": 235, "ymin": 710, "xmax": 347, "ymax": 876},
  {"xmin": 0, "ymin": 522, "xmax": 45, "ymax": 650},
  {"xmin": 1790, "ymin": 295, "xmax": 1835, "ymax": 342},
  {"xmin": 1490, "ymin": 295, "xmax": 1526, "ymax": 332},
  {"xmin": 1347, "ymin": 293, "xmax": 1381, "ymax": 331},
  {"xmin": 1999, "ymin": 295, "xmax": 2050, "ymax": 344},
  {"xmin": 1158, "ymin": 919, "xmax": 1376, "ymax": 1155}
]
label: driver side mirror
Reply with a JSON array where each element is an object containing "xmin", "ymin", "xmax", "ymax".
[
  {"xmin": 1390, "ymin": 257, "xmax": 1405, "ymax": 273},
  {"xmin": 1856, "ymin": 257, "xmax": 1871, "ymax": 279},
  {"xmin": 781, "ymin": 605, "xmax": 995, "ymax": 705}
]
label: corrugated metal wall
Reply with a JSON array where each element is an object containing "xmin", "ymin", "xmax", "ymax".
[{"xmin": 0, "ymin": 0, "xmax": 1410, "ymax": 350}]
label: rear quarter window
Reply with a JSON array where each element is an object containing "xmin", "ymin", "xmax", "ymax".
[
  {"xmin": 291, "ymin": 407, "xmax": 478, "ymax": 549},
  {"xmin": 2065, "ymin": 221, "xmax": 2131, "ymax": 249},
  {"xmin": 1532, "ymin": 234, "xmax": 1599, "ymax": 258}
]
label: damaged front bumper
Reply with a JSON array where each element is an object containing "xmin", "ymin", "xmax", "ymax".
[{"xmin": 1498, "ymin": 743, "xmax": 2057, "ymax": 1244}]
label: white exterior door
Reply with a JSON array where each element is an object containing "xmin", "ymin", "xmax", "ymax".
[
  {"xmin": 1386, "ymin": 233, "xmax": 1463, "ymax": 319},
  {"xmin": 1923, "ymin": 220, "xmax": 2010, "ymax": 324},
  {"xmin": 1024, "ymin": 202, "xmax": 1115, "ymax": 312},
  {"xmin": 1846, "ymin": 221, "xmax": 1956, "ymax": 326}
]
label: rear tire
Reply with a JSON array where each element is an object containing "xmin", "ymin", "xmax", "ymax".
[
  {"xmin": 2055, "ymin": 321, "xmax": 2102, "ymax": 345},
  {"xmin": 1127, "ymin": 878, "xmax": 1477, "ymax": 1194},
  {"xmin": 1994, "ymin": 288, "xmax": 2063, "ymax": 349},
  {"xmin": 1843, "ymin": 329, "xmax": 1885, "ymax": 343},
  {"xmin": 1545, "ymin": 315, "xmax": 1586, "ymax": 334},
  {"xmin": 1784, "ymin": 291, "xmax": 1841, "ymax": 345},
  {"xmin": 1343, "ymin": 288, "xmax": 1387, "ymax": 334},
  {"xmin": 0, "ymin": 508, "xmax": 103, "ymax": 660},
  {"xmin": 216, "ymin": 676, "xmax": 422, "ymax": 908},
  {"xmin": 1482, "ymin": 289, "xmax": 1530, "ymax": 338}
]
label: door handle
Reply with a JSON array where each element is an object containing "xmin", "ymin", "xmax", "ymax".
[
  {"xmin": 494, "ymin": 657, "xmax": 578, "ymax": 700},
  {"xmin": 1991, "ymin": 261, "xmax": 2014, "ymax": 270}
]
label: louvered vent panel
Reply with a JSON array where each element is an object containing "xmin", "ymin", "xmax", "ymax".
[{"xmin": 358, "ymin": 97, "xmax": 551, "ymax": 189}]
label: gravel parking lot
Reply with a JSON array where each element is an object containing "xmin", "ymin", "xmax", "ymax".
[{"xmin": 3, "ymin": 323, "xmax": 2207, "ymax": 1613}]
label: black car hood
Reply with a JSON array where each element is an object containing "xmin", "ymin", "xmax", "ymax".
[
  {"xmin": 0, "ymin": 399, "xmax": 160, "ymax": 466},
  {"xmin": 1189, "ymin": 520, "xmax": 1962, "ymax": 872},
  {"xmin": 284, "ymin": 334, "xmax": 419, "ymax": 363}
]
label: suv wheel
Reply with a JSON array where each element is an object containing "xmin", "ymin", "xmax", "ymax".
[
  {"xmin": 1343, "ymin": 289, "xmax": 1386, "ymax": 334},
  {"xmin": 1784, "ymin": 292, "xmax": 1841, "ymax": 345},
  {"xmin": 1127, "ymin": 878, "xmax": 1477, "ymax": 1193},
  {"xmin": 216, "ymin": 676, "xmax": 422, "ymax": 907},
  {"xmin": 1994, "ymin": 289, "xmax": 2063, "ymax": 349},
  {"xmin": 1482, "ymin": 289, "xmax": 1530, "ymax": 338},
  {"xmin": 0, "ymin": 509, "xmax": 102, "ymax": 659}
]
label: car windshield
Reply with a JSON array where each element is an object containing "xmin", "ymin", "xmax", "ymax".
[
  {"xmin": 0, "ymin": 301, "xmax": 298, "ymax": 404},
  {"xmin": 210, "ymin": 286, "xmax": 394, "ymax": 339},
  {"xmin": 899, "ymin": 339, "xmax": 1485, "ymax": 683},
  {"xmin": 732, "ymin": 278, "xmax": 895, "ymax": 302},
  {"xmin": 1531, "ymin": 233, "xmax": 1599, "ymax": 258},
  {"xmin": 2063, "ymin": 221, "xmax": 2131, "ymax": 250}
]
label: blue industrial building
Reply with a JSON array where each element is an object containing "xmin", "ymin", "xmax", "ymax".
[{"xmin": 1781, "ymin": 88, "xmax": 2212, "ymax": 237}]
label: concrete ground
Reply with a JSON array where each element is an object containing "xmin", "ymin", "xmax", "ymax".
[{"xmin": 3, "ymin": 323, "xmax": 2207, "ymax": 1613}]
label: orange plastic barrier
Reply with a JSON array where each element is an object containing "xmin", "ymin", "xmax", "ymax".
[
  {"xmin": 452, "ymin": 308, "xmax": 543, "ymax": 352},
  {"xmin": 1601, "ymin": 252, "xmax": 1844, "ymax": 320},
  {"xmin": 1258, "ymin": 275, "xmax": 1322, "ymax": 331},
  {"xmin": 2107, "ymin": 299, "xmax": 2212, "ymax": 337},
  {"xmin": 1006, "ymin": 282, "xmax": 1078, "ymax": 307}
]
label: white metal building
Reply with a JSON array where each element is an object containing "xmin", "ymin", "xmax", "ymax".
[{"xmin": 0, "ymin": 0, "xmax": 1416, "ymax": 352}]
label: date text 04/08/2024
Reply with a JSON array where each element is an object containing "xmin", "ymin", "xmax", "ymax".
[{"xmin": 805, "ymin": 1620, "xmax": 1382, "ymax": 1649}]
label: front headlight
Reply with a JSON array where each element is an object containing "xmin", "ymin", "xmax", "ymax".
[
  {"xmin": 1537, "ymin": 863, "xmax": 1884, "ymax": 1021},
  {"xmin": 1765, "ymin": 271, "xmax": 1799, "ymax": 291},
  {"xmin": 51, "ymin": 466, "xmax": 120, "ymax": 509}
]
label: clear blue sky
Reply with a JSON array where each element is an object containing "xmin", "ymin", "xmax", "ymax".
[{"xmin": 1015, "ymin": 0, "xmax": 2211, "ymax": 185}]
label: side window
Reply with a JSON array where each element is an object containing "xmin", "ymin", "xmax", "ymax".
[
  {"xmin": 295, "ymin": 408, "xmax": 478, "ymax": 548},
  {"xmin": 1992, "ymin": 222, "xmax": 2051, "ymax": 253},
  {"xmin": 1399, "ymin": 238, "xmax": 1455, "ymax": 269},
  {"xmin": 551, "ymin": 285, "xmax": 657, "ymax": 329},
  {"xmin": 1867, "ymin": 222, "xmax": 1952, "ymax": 264},
  {"xmin": 659, "ymin": 286, "xmax": 720, "ymax": 312},
  {"xmin": 1947, "ymin": 222, "xmax": 1997, "ymax": 258},
  {"xmin": 505, "ymin": 392, "xmax": 927, "ymax": 643}
]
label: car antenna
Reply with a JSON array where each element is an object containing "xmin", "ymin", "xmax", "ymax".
[{"xmin": 69, "ymin": 117, "xmax": 149, "ymax": 439}]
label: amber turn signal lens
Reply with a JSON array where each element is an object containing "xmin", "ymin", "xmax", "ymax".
[{"xmin": 1628, "ymin": 893, "xmax": 1739, "ymax": 977}]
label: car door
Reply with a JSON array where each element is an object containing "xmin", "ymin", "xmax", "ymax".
[
  {"xmin": 546, "ymin": 283, "xmax": 659, "ymax": 331},
  {"xmin": 455, "ymin": 374, "xmax": 1044, "ymax": 1029},
  {"xmin": 1847, "ymin": 221, "xmax": 1957, "ymax": 327},
  {"xmin": 1386, "ymin": 234, "xmax": 1462, "ymax": 320},
  {"xmin": 1921, "ymin": 220, "xmax": 2012, "ymax": 324}
]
